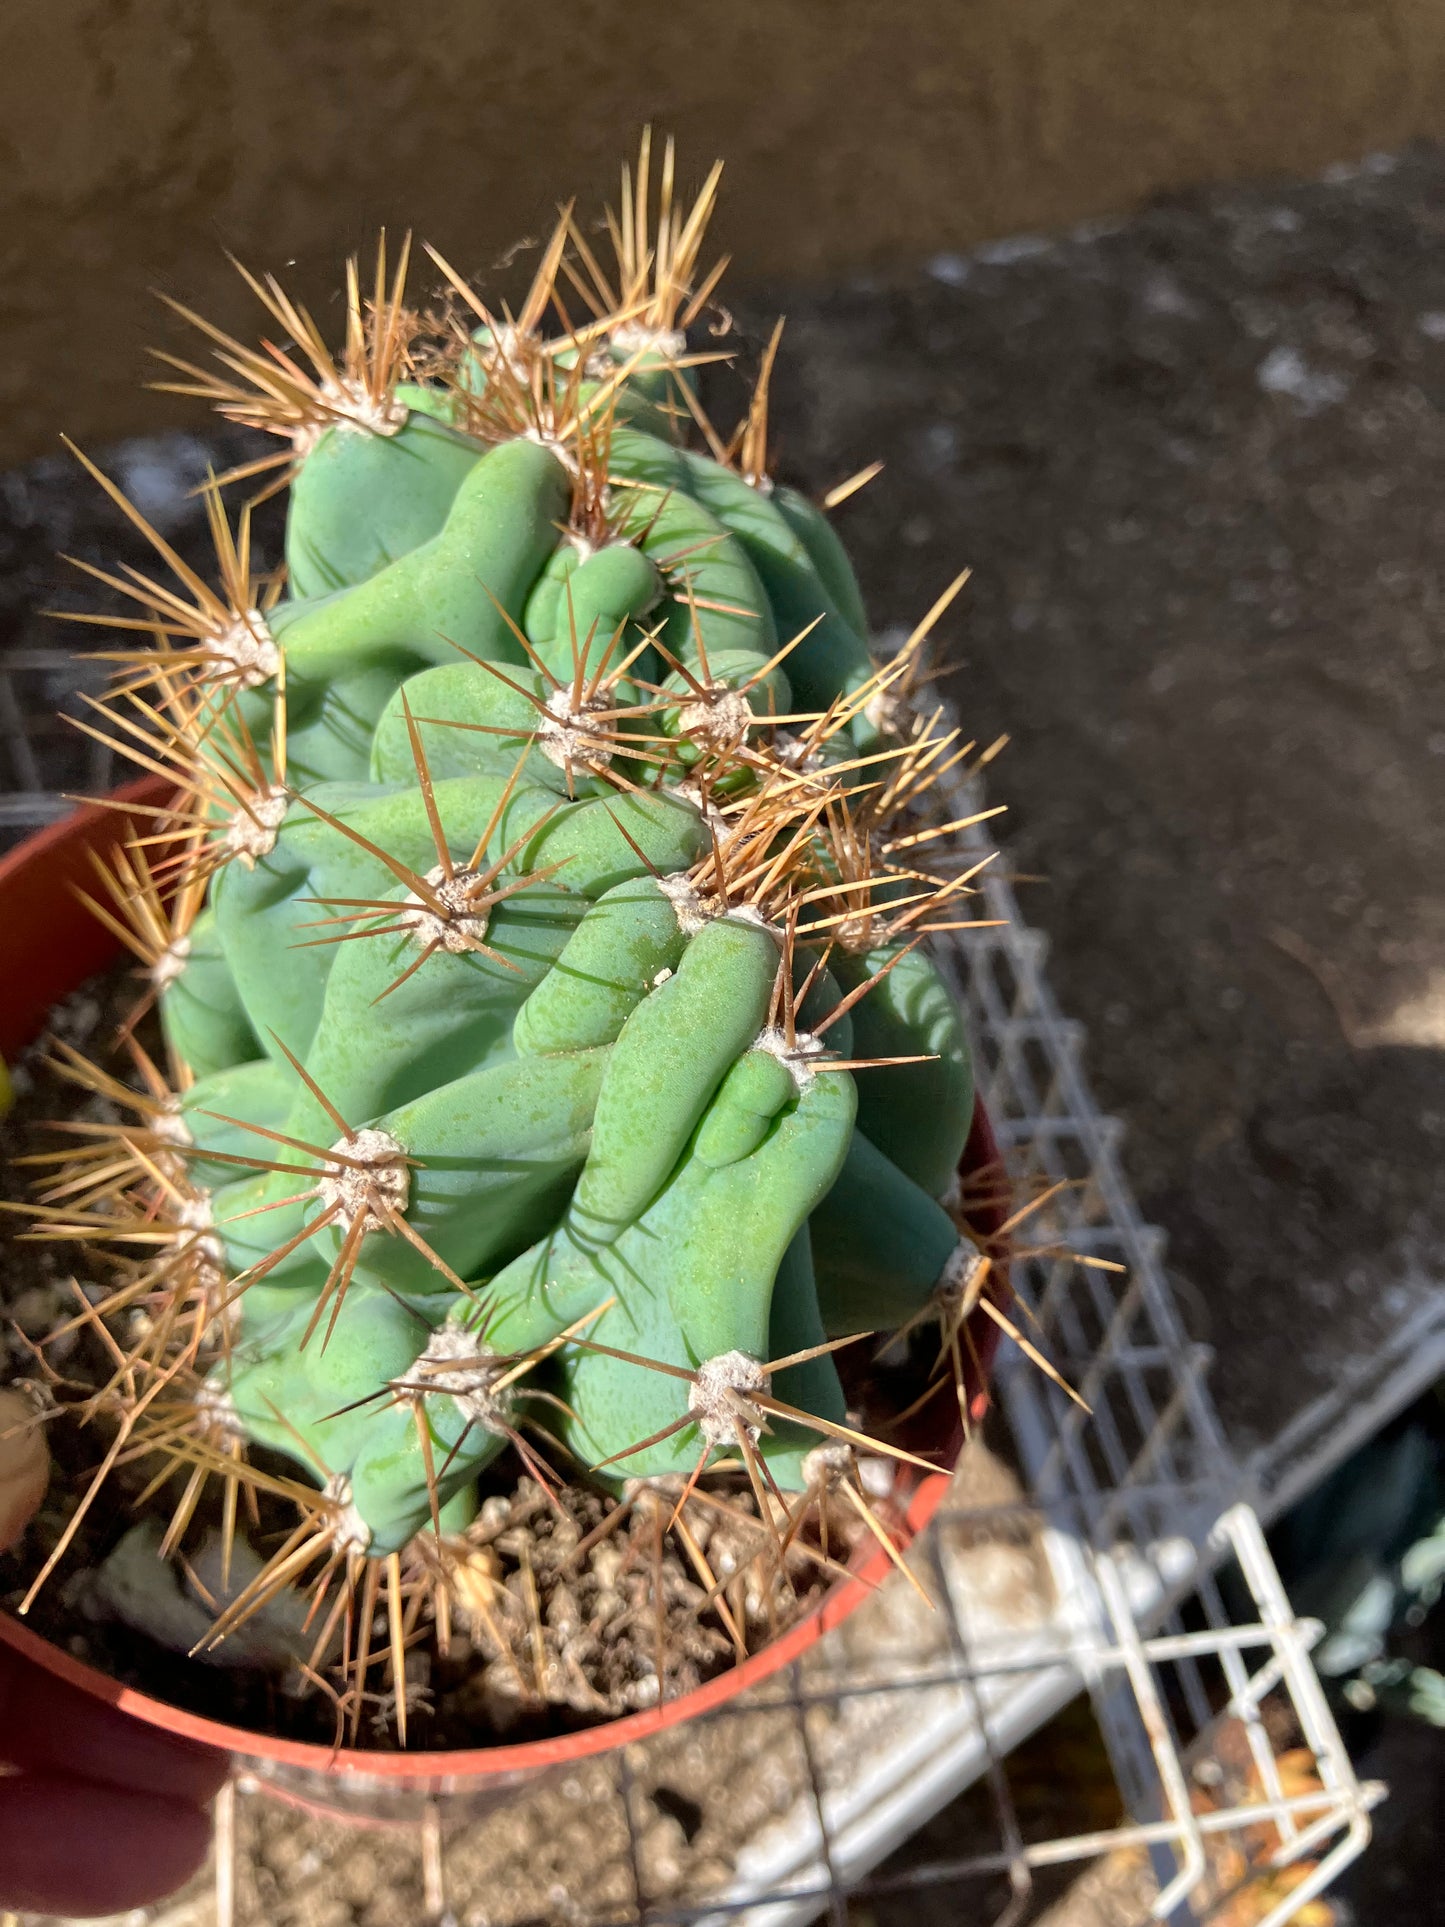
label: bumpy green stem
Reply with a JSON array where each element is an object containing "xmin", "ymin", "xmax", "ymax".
[{"xmin": 142, "ymin": 295, "xmax": 981, "ymax": 1566}]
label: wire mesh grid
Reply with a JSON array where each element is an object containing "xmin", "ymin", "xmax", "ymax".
[
  {"xmin": 1, "ymin": 644, "xmax": 1382, "ymax": 1927},
  {"xmin": 0, "ymin": 646, "xmax": 114, "ymax": 838}
]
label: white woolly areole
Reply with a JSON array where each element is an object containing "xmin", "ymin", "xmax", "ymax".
[
  {"xmin": 566, "ymin": 522, "xmax": 629, "ymax": 561},
  {"xmin": 936, "ymin": 1240, "xmax": 987, "ymax": 1309},
  {"xmin": 802, "ymin": 1440, "xmax": 853, "ymax": 1489},
  {"xmin": 175, "ymin": 1192, "xmax": 226, "ymax": 1278},
  {"xmin": 658, "ymin": 874, "xmax": 779, "ymax": 942},
  {"xmin": 939, "ymin": 1171, "xmax": 963, "ymax": 1213},
  {"xmin": 478, "ymin": 324, "xmax": 535, "ymax": 388},
  {"xmin": 194, "ymin": 1380, "xmax": 244, "ymax": 1444},
  {"xmin": 521, "ymin": 425, "xmax": 580, "ymax": 474},
  {"xmin": 224, "ymin": 785, "xmax": 289, "ymax": 865},
  {"xmin": 402, "ymin": 864, "xmax": 492, "ymax": 953},
  {"xmin": 170, "ymin": 1196, "xmax": 232, "ymax": 1330},
  {"xmin": 610, "ymin": 321, "xmax": 687, "ymax": 360},
  {"xmin": 658, "ymin": 872, "xmax": 707, "ymax": 935},
  {"xmin": 151, "ymin": 934, "xmax": 192, "ymax": 991},
  {"xmin": 152, "ymin": 1102, "xmax": 192, "ymax": 1150},
  {"xmin": 410, "ymin": 1323, "xmax": 513, "ymax": 1432},
  {"xmin": 678, "ymin": 684, "xmax": 755, "ymax": 746},
  {"xmin": 835, "ymin": 908, "xmax": 877, "ymax": 954},
  {"xmin": 314, "ymin": 1129, "xmax": 410, "ymax": 1233},
  {"xmin": 537, "ymin": 684, "xmax": 615, "ymax": 773},
  {"xmin": 863, "ymin": 684, "xmax": 907, "ymax": 738},
  {"xmin": 292, "ymin": 378, "xmax": 408, "ymax": 457},
  {"xmin": 204, "ymin": 1278, "xmax": 242, "ymax": 1340},
  {"xmin": 688, "ymin": 1351, "xmax": 770, "ymax": 1448},
  {"xmin": 753, "ymin": 1025, "xmax": 827, "ymax": 1092},
  {"xmin": 724, "ymin": 903, "xmax": 773, "ymax": 932},
  {"xmin": 208, "ymin": 611, "xmax": 280, "ymax": 690},
  {"xmin": 773, "ymin": 732, "xmax": 824, "ymax": 775},
  {"xmin": 323, "ymin": 1473, "xmax": 373, "ymax": 1553}
]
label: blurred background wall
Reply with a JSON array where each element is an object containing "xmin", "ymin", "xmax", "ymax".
[{"xmin": 3, "ymin": 0, "xmax": 1445, "ymax": 463}]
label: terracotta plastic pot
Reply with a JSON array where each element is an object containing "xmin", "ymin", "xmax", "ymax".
[{"xmin": 0, "ymin": 781, "xmax": 1009, "ymax": 1820}]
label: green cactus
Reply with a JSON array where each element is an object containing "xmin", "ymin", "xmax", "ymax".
[{"xmin": 35, "ymin": 143, "xmax": 994, "ymax": 1717}]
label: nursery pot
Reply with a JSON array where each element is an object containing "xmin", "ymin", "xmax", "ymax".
[{"xmin": 0, "ymin": 782, "xmax": 1011, "ymax": 1821}]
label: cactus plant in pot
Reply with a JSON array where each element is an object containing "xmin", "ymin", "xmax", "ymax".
[{"xmin": 0, "ymin": 141, "xmax": 1040, "ymax": 1797}]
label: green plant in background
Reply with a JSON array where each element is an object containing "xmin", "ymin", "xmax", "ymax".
[{"xmin": 9, "ymin": 140, "xmax": 1037, "ymax": 1737}]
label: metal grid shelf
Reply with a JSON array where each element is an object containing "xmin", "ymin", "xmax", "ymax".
[{"xmin": 3, "ymin": 544, "xmax": 1381, "ymax": 1927}]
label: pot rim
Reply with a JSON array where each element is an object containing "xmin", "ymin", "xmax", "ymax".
[{"xmin": 0, "ymin": 781, "xmax": 1006, "ymax": 1778}]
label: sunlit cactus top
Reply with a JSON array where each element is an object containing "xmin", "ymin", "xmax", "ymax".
[{"xmin": 21, "ymin": 138, "xmax": 1031, "ymax": 1731}]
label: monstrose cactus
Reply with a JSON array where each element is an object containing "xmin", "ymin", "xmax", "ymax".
[{"xmin": 17, "ymin": 143, "xmax": 1021, "ymax": 1722}]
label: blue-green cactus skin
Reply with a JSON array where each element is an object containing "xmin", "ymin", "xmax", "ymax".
[{"xmin": 159, "ymin": 345, "xmax": 978, "ymax": 1566}]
